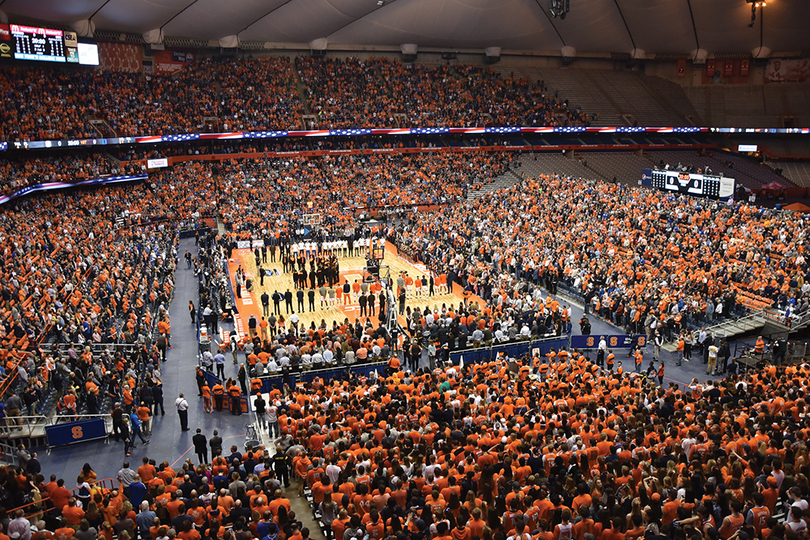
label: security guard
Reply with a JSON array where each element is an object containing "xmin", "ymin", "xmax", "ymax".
[{"xmin": 273, "ymin": 446, "xmax": 291, "ymax": 488}]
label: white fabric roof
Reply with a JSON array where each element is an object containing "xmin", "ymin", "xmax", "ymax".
[{"xmin": 3, "ymin": 0, "xmax": 808, "ymax": 55}]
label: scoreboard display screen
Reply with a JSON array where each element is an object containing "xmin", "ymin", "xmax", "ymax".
[
  {"xmin": 11, "ymin": 24, "xmax": 66, "ymax": 62},
  {"xmin": 641, "ymin": 168, "xmax": 735, "ymax": 200}
]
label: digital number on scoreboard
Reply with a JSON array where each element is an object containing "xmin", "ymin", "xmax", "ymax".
[{"xmin": 11, "ymin": 24, "xmax": 66, "ymax": 62}]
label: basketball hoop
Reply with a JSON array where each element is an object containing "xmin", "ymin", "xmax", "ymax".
[{"xmin": 303, "ymin": 213, "xmax": 322, "ymax": 227}]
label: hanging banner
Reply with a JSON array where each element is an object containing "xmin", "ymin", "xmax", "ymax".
[
  {"xmin": 97, "ymin": 42, "xmax": 143, "ymax": 73},
  {"xmin": 765, "ymin": 58, "xmax": 810, "ymax": 82},
  {"xmin": 154, "ymin": 48, "xmax": 195, "ymax": 74},
  {"xmin": 677, "ymin": 59, "xmax": 686, "ymax": 77},
  {"xmin": 704, "ymin": 59, "xmax": 749, "ymax": 84}
]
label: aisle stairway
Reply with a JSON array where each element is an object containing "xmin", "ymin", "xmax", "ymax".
[
  {"xmin": 662, "ymin": 306, "xmax": 810, "ymax": 352},
  {"xmin": 466, "ymin": 169, "xmax": 522, "ymax": 199}
]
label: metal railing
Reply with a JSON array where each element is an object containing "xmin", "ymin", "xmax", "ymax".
[
  {"xmin": 763, "ymin": 306, "xmax": 810, "ymax": 331},
  {"xmin": 0, "ymin": 437, "xmax": 16, "ymax": 465},
  {"xmin": 702, "ymin": 310, "xmax": 768, "ymax": 338}
]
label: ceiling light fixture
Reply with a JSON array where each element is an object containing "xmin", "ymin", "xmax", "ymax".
[
  {"xmin": 548, "ymin": 0, "xmax": 570, "ymax": 19},
  {"xmin": 746, "ymin": 0, "xmax": 768, "ymax": 27}
]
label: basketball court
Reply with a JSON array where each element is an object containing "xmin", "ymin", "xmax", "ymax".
[{"xmin": 226, "ymin": 240, "xmax": 470, "ymax": 340}]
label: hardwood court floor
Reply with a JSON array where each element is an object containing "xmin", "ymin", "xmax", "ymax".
[{"xmin": 228, "ymin": 243, "xmax": 465, "ymax": 337}]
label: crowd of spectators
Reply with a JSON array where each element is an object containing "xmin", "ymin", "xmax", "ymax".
[
  {"xmin": 0, "ymin": 61, "xmax": 217, "ymax": 141},
  {"xmin": 297, "ymin": 57, "xmax": 588, "ymax": 129},
  {"xmin": 0, "ymin": 56, "xmax": 590, "ymax": 142},
  {"xmin": 5, "ymin": 353, "xmax": 810, "ymax": 540},
  {"xmin": 297, "ymin": 57, "xmax": 400, "ymax": 129},
  {"xmin": 213, "ymin": 152, "xmax": 512, "ymax": 240},
  {"xmin": 0, "ymin": 166, "xmax": 223, "ymax": 421},
  {"xmin": 0, "ymin": 152, "xmax": 141, "ymax": 195},
  {"xmin": 0, "ymin": 146, "xmax": 805, "ymax": 540},
  {"xmin": 388, "ymin": 174, "xmax": 810, "ymax": 343},
  {"xmin": 218, "ymin": 57, "xmax": 304, "ymax": 132},
  {"xmin": 1, "ymin": 42, "xmax": 810, "ymax": 540},
  {"xmin": 3, "ymin": 149, "xmax": 805, "ymax": 374}
]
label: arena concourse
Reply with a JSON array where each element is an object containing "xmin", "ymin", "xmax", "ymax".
[{"xmin": 0, "ymin": 3, "xmax": 810, "ymax": 540}]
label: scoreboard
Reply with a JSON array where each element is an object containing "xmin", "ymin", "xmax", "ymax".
[
  {"xmin": 641, "ymin": 168, "xmax": 735, "ymax": 200},
  {"xmin": 6, "ymin": 24, "xmax": 98, "ymax": 65},
  {"xmin": 11, "ymin": 25, "xmax": 66, "ymax": 62}
]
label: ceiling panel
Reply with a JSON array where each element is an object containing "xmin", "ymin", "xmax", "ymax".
[
  {"xmin": 692, "ymin": 0, "xmax": 810, "ymax": 54},
  {"xmin": 162, "ymin": 0, "xmax": 283, "ymax": 40},
  {"xmin": 1, "ymin": 0, "xmax": 808, "ymax": 53},
  {"xmin": 328, "ymin": 0, "xmax": 560, "ymax": 51},
  {"xmin": 621, "ymin": 0, "xmax": 696, "ymax": 54},
  {"xmin": 91, "ymin": 0, "xmax": 187, "ymax": 35},
  {"xmin": 1, "ymin": 0, "xmax": 106, "ymax": 25},
  {"xmin": 240, "ymin": 0, "xmax": 379, "ymax": 43},
  {"xmin": 552, "ymin": 0, "xmax": 634, "ymax": 53}
]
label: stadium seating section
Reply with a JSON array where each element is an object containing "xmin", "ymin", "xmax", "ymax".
[{"xmin": 1, "ymin": 53, "xmax": 810, "ymax": 540}]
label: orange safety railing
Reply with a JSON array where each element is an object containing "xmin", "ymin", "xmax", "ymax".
[
  {"xmin": 0, "ymin": 349, "xmax": 33, "ymax": 399},
  {"xmin": 4, "ymin": 477, "xmax": 122, "ymax": 519}
]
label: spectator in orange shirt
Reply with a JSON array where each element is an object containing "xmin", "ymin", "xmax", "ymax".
[{"xmin": 62, "ymin": 497, "xmax": 85, "ymax": 526}]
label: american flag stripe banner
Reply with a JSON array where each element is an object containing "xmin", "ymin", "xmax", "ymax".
[
  {"xmin": 448, "ymin": 128, "xmax": 486, "ymax": 134},
  {"xmin": 412, "ymin": 127, "xmax": 450, "ymax": 134},
  {"xmin": 200, "ymin": 132, "xmax": 244, "ymax": 140},
  {"xmin": 162, "ymin": 134, "xmax": 200, "ymax": 142},
  {"xmin": 20, "ymin": 124, "xmax": 810, "ymax": 151},
  {"xmin": 288, "ymin": 130, "xmax": 330, "ymax": 137},
  {"xmin": 485, "ymin": 127, "xmax": 521, "ymax": 134},
  {"xmin": 372, "ymin": 129, "xmax": 412, "ymax": 135},
  {"xmin": 329, "ymin": 129, "xmax": 372, "ymax": 136},
  {"xmin": 136, "ymin": 134, "xmax": 200, "ymax": 143},
  {"xmin": 243, "ymin": 131, "xmax": 289, "ymax": 138},
  {"xmin": 521, "ymin": 127, "xmax": 556, "ymax": 133}
]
